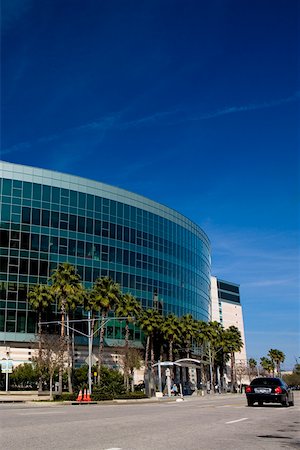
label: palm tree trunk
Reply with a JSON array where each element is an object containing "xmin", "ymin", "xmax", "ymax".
[
  {"xmin": 230, "ymin": 351, "xmax": 235, "ymax": 392},
  {"xmin": 144, "ymin": 335, "xmax": 150, "ymax": 372},
  {"xmin": 58, "ymin": 311, "xmax": 65, "ymax": 395},
  {"xmin": 97, "ymin": 313, "xmax": 106, "ymax": 385},
  {"xmin": 169, "ymin": 339, "xmax": 173, "ymax": 362},
  {"xmin": 124, "ymin": 321, "xmax": 130, "ymax": 390},
  {"xmin": 38, "ymin": 311, "xmax": 43, "ymax": 394},
  {"xmin": 150, "ymin": 335, "xmax": 155, "ymax": 372},
  {"xmin": 66, "ymin": 314, "xmax": 73, "ymax": 394}
]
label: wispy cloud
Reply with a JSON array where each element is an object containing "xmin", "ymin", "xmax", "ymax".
[
  {"xmin": 2, "ymin": 91, "xmax": 299, "ymax": 160},
  {"xmin": 192, "ymin": 91, "xmax": 300, "ymax": 121}
]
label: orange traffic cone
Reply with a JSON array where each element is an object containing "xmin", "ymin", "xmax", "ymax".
[
  {"xmin": 86, "ymin": 390, "xmax": 91, "ymax": 402},
  {"xmin": 83, "ymin": 389, "xmax": 87, "ymax": 402},
  {"xmin": 76, "ymin": 390, "xmax": 83, "ymax": 402}
]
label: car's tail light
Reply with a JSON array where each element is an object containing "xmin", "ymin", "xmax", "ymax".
[
  {"xmin": 245, "ymin": 386, "xmax": 252, "ymax": 393},
  {"xmin": 275, "ymin": 387, "xmax": 282, "ymax": 394}
]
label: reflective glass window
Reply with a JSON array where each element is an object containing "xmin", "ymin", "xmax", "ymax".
[
  {"xmin": 70, "ymin": 190, "xmax": 77, "ymax": 207},
  {"xmin": 33, "ymin": 184, "xmax": 41, "ymax": 200},
  {"xmin": 42, "ymin": 210, "xmax": 50, "ymax": 227},
  {"xmin": 21, "ymin": 232, "xmax": 30, "ymax": 250},
  {"xmin": 69, "ymin": 214, "xmax": 77, "ymax": 231},
  {"xmin": 32, "ymin": 208, "xmax": 41, "ymax": 225},
  {"xmin": 22, "ymin": 207, "xmax": 31, "ymax": 224},
  {"xmin": 87, "ymin": 194, "xmax": 94, "ymax": 210},
  {"xmin": 17, "ymin": 311, "xmax": 26, "ymax": 332},
  {"xmin": 3, "ymin": 179, "xmax": 12, "ymax": 196},
  {"xmin": 78, "ymin": 193, "xmax": 86, "ymax": 209},
  {"xmin": 78, "ymin": 216, "xmax": 85, "ymax": 233},
  {"xmin": 68, "ymin": 239, "xmax": 76, "ymax": 256},
  {"xmin": 95, "ymin": 220, "xmax": 101, "ymax": 236},
  {"xmin": 30, "ymin": 260, "xmax": 38, "ymax": 275},
  {"xmin": 0, "ymin": 230, "xmax": 9, "ymax": 247},
  {"xmin": 51, "ymin": 211, "xmax": 59, "ymax": 228},
  {"xmin": 31, "ymin": 234, "xmax": 40, "ymax": 251},
  {"xmin": 0, "ymin": 257, "xmax": 8, "ymax": 273},
  {"xmin": 52, "ymin": 187, "xmax": 60, "ymax": 203},
  {"xmin": 42, "ymin": 185, "xmax": 51, "ymax": 202},
  {"xmin": 86, "ymin": 218, "xmax": 93, "ymax": 234}
]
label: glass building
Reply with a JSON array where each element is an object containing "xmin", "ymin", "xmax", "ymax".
[{"xmin": 0, "ymin": 161, "xmax": 211, "ymax": 348}]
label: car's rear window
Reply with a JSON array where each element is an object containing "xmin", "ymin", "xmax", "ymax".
[{"xmin": 250, "ymin": 378, "xmax": 281, "ymax": 386}]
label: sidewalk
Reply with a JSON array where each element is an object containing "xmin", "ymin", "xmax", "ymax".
[{"xmin": 0, "ymin": 391, "xmax": 241, "ymax": 404}]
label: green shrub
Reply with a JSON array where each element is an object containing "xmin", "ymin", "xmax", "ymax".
[
  {"xmin": 91, "ymin": 392, "xmax": 114, "ymax": 401},
  {"xmin": 54, "ymin": 393, "xmax": 77, "ymax": 401},
  {"xmin": 115, "ymin": 392, "xmax": 147, "ymax": 400}
]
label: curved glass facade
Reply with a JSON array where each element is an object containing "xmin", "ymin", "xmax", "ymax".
[{"xmin": 0, "ymin": 162, "xmax": 211, "ymax": 341}]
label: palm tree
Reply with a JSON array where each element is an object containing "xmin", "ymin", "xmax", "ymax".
[
  {"xmin": 203, "ymin": 321, "xmax": 224, "ymax": 387},
  {"xmin": 222, "ymin": 325, "xmax": 243, "ymax": 392},
  {"xmin": 260, "ymin": 356, "xmax": 275, "ymax": 376},
  {"xmin": 138, "ymin": 309, "xmax": 163, "ymax": 371},
  {"xmin": 114, "ymin": 293, "xmax": 142, "ymax": 389},
  {"xmin": 179, "ymin": 314, "xmax": 198, "ymax": 358},
  {"xmin": 90, "ymin": 276, "xmax": 121, "ymax": 384},
  {"xmin": 161, "ymin": 314, "xmax": 181, "ymax": 362},
  {"xmin": 51, "ymin": 263, "xmax": 84, "ymax": 394},
  {"xmin": 248, "ymin": 358, "xmax": 258, "ymax": 380},
  {"xmin": 268, "ymin": 349, "xmax": 285, "ymax": 376},
  {"xmin": 28, "ymin": 284, "xmax": 53, "ymax": 392}
]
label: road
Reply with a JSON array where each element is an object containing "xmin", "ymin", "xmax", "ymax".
[{"xmin": 1, "ymin": 392, "xmax": 299, "ymax": 450}]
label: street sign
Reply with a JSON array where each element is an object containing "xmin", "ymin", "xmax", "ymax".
[
  {"xmin": 1, "ymin": 360, "xmax": 13, "ymax": 373},
  {"xmin": 85, "ymin": 354, "xmax": 98, "ymax": 366}
]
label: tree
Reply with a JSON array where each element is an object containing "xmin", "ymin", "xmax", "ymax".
[
  {"xmin": 122, "ymin": 348, "xmax": 143, "ymax": 392},
  {"xmin": 161, "ymin": 314, "xmax": 181, "ymax": 362},
  {"xmin": 10, "ymin": 363, "xmax": 39, "ymax": 389},
  {"xmin": 138, "ymin": 309, "xmax": 163, "ymax": 371},
  {"xmin": 114, "ymin": 293, "xmax": 142, "ymax": 390},
  {"xmin": 179, "ymin": 314, "xmax": 198, "ymax": 359},
  {"xmin": 28, "ymin": 284, "xmax": 53, "ymax": 392},
  {"xmin": 202, "ymin": 321, "xmax": 224, "ymax": 387},
  {"xmin": 248, "ymin": 358, "xmax": 258, "ymax": 380},
  {"xmin": 268, "ymin": 349, "xmax": 285, "ymax": 376},
  {"xmin": 260, "ymin": 356, "xmax": 275, "ymax": 376},
  {"xmin": 222, "ymin": 325, "xmax": 243, "ymax": 392},
  {"xmin": 36, "ymin": 334, "xmax": 67, "ymax": 400},
  {"xmin": 89, "ymin": 277, "xmax": 121, "ymax": 385},
  {"xmin": 51, "ymin": 263, "xmax": 84, "ymax": 394}
]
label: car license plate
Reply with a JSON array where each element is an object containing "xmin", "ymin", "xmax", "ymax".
[{"xmin": 254, "ymin": 388, "xmax": 271, "ymax": 394}]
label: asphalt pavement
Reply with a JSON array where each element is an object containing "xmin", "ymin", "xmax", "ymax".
[{"xmin": 1, "ymin": 392, "xmax": 299, "ymax": 450}]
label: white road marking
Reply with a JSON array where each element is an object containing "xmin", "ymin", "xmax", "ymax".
[
  {"xmin": 104, "ymin": 448, "xmax": 122, "ymax": 450},
  {"xmin": 18, "ymin": 411, "xmax": 64, "ymax": 415},
  {"xmin": 226, "ymin": 417, "xmax": 248, "ymax": 424}
]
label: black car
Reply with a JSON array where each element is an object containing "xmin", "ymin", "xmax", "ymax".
[{"xmin": 246, "ymin": 377, "xmax": 294, "ymax": 407}]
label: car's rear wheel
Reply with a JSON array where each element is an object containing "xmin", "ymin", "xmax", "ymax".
[
  {"xmin": 258, "ymin": 400, "xmax": 263, "ymax": 406},
  {"xmin": 247, "ymin": 399, "xmax": 254, "ymax": 406}
]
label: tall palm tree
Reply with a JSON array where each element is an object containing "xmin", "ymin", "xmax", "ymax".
[
  {"xmin": 223, "ymin": 325, "xmax": 243, "ymax": 392},
  {"xmin": 260, "ymin": 356, "xmax": 275, "ymax": 376},
  {"xmin": 138, "ymin": 309, "xmax": 163, "ymax": 371},
  {"xmin": 161, "ymin": 314, "xmax": 181, "ymax": 362},
  {"xmin": 202, "ymin": 321, "xmax": 224, "ymax": 387},
  {"xmin": 268, "ymin": 349, "xmax": 285, "ymax": 376},
  {"xmin": 28, "ymin": 284, "xmax": 53, "ymax": 392},
  {"xmin": 115, "ymin": 293, "xmax": 142, "ymax": 390},
  {"xmin": 248, "ymin": 358, "xmax": 258, "ymax": 380},
  {"xmin": 51, "ymin": 263, "xmax": 84, "ymax": 394},
  {"xmin": 90, "ymin": 276, "xmax": 121, "ymax": 384},
  {"xmin": 179, "ymin": 314, "xmax": 198, "ymax": 358}
]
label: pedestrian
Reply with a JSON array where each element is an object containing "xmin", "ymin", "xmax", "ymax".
[{"xmin": 172, "ymin": 383, "xmax": 178, "ymax": 396}]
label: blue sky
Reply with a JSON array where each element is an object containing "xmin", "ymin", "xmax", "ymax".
[{"xmin": 1, "ymin": 0, "xmax": 299, "ymax": 369}]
